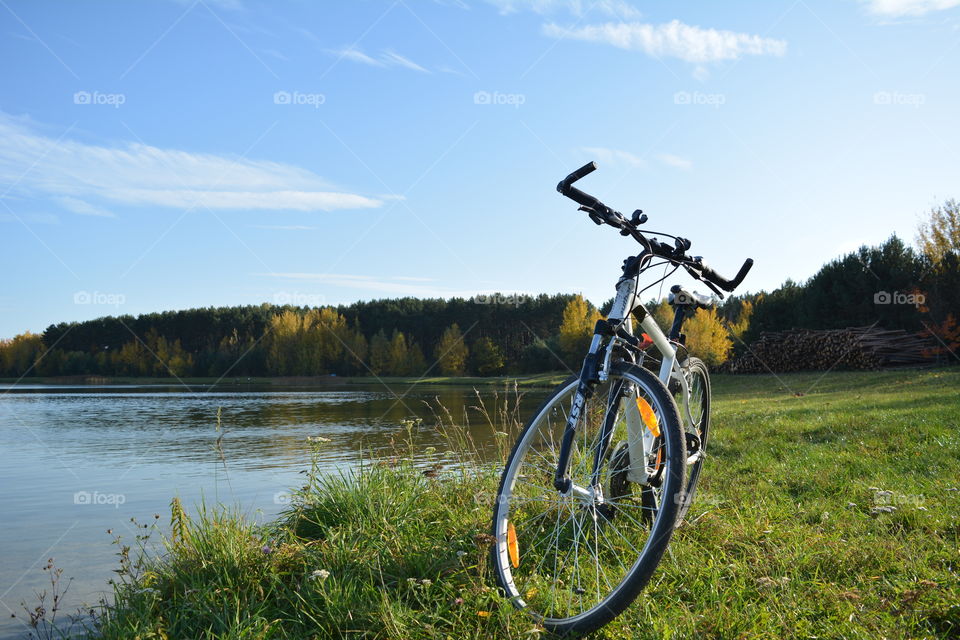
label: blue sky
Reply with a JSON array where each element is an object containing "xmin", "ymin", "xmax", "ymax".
[{"xmin": 1, "ymin": 0, "xmax": 958, "ymax": 339}]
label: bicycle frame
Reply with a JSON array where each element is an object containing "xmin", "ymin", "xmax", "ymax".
[{"xmin": 552, "ymin": 265, "xmax": 695, "ymax": 496}]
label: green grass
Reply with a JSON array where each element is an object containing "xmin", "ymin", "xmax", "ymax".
[{"xmin": 89, "ymin": 368, "xmax": 960, "ymax": 639}]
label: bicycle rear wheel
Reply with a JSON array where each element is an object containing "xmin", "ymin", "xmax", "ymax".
[
  {"xmin": 675, "ymin": 357, "xmax": 710, "ymax": 523},
  {"xmin": 491, "ymin": 362, "xmax": 686, "ymax": 636}
]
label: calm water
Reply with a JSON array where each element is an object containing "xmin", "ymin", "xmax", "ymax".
[{"xmin": 0, "ymin": 383, "xmax": 548, "ymax": 640}]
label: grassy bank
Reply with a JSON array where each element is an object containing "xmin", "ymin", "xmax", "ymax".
[
  {"xmin": 82, "ymin": 368, "xmax": 958, "ymax": 639},
  {"xmin": 0, "ymin": 372, "xmax": 571, "ymax": 389}
]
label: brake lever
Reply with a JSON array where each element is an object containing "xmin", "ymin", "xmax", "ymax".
[
  {"xmin": 683, "ymin": 263, "xmax": 726, "ymax": 300},
  {"xmin": 701, "ymin": 279, "xmax": 725, "ymax": 299}
]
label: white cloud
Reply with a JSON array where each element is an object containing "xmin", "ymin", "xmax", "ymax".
[
  {"xmin": 581, "ymin": 147, "xmax": 645, "ymax": 168},
  {"xmin": 260, "ymin": 272, "xmax": 528, "ymax": 300},
  {"xmin": 330, "ymin": 47, "xmax": 430, "ymax": 72},
  {"xmin": 381, "ymin": 51, "xmax": 430, "ymax": 73},
  {"xmin": 331, "ymin": 47, "xmax": 385, "ymax": 67},
  {"xmin": 863, "ymin": 0, "xmax": 960, "ymax": 15},
  {"xmin": 0, "ymin": 212, "xmax": 59, "ymax": 225},
  {"xmin": 0, "ymin": 113, "xmax": 382, "ymax": 213},
  {"xmin": 487, "ymin": 0, "xmax": 641, "ymax": 19},
  {"xmin": 249, "ymin": 224, "xmax": 319, "ymax": 231},
  {"xmin": 259, "ymin": 272, "xmax": 466, "ymax": 298},
  {"xmin": 543, "ymin": 19, "xmax": 787, "ymax": 63},
  {"xmin": 54, "ymin": 196, "xmax": 115, "ymax": 218},
  {"xmin": 659, "ymin": 154, "xmax": 692, "ymax": 170},
  {"xmin": 261, "ymin": 48, "xmax": 289, "ymax": 62}
]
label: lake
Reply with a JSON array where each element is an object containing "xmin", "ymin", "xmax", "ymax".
[{"xmin": 0, "ymin": 382, "xmax": 549, "ymax": 640}]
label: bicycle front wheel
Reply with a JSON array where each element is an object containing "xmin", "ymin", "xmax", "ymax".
[{"xmin": 491, "ymin": 362, "xmax": 686, "ymax": 636}]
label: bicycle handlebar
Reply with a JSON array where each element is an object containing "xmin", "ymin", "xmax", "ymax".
[
  {"xmin": 557, "ymin": 161, "xmax": 754, "ymax": 294},
  {"xmin": 559, "ymin": 161, "xmax": 597, "ymax": 190},
  {"xmin": 700, "ymin": 258, "xmax": 754, "ymax": 292}
]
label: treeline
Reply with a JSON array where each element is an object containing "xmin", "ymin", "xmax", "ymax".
[
  {"xmin": 3, "ymin": 203, "xmax": 958, "ymax": 378},
  {"xmin": 0, "ymin": 294, "xmax": 590, "ymax": 379}
]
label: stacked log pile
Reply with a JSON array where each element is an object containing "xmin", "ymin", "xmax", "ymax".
[{"xmin": 724, "ymin": 326, "xmax": 939, "ymax": 373}]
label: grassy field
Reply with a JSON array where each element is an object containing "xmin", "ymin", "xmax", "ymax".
[{"xmin": 85, "ymin": 368, "xmax": 959, "ymax": 639}]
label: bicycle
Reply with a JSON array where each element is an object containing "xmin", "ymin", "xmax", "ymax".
[{"xmin": 490, "ymin": 162, "xmax": 753, "ymax": 636}]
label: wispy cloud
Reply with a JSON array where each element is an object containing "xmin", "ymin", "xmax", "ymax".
[
  {"xmin": 259, "ymin": 272, "xmax": 522, "ymax": 300},
  {"xmin": 582, "ymin": 147, "xmax": 645, "ymax": 168},
  {"xmin": 55, "ymin": 196, "xmax": 116, "ymax": 218},
  {"xmin": 260, "ymin": 48, "xmax": 289, "ymax": 62},
  {"xmin": 381, "ymin": 50, "xmax": 430, "ymax": 72},
  {"xmin": 329, "ymin": 47, "xmax": 430, "ymax": 72},
  {"xmin": 0, "ymin": 212, "xmax": 59, "ymax": 225},
  {"xmin": 862, "ymin": 0, "xmax": 960, "ymax": 16},
  {"xmin": 487, "ymin": 0, "xmax": 641, "ymax": 19},
  {"xmin": 249, "ymin": 224, "xmax": 319, "ymax": 231},
  {"xmin": 332, "ymin": 46, "xmax": 386, "ymax": 67},
  {"xmin": 259, "ymin": 272, "xmax": 463, "ymax": 297},
  {"xmin": 659, "ymin": 153, "xmax": 692, "ymax": 170},
  {"xmin": 0, "ymin": 112, "xmax": 383, "ymax": 213},
  {"xmin": 543, "ymin": 19, "xmax": 787, "ymax": 63}
]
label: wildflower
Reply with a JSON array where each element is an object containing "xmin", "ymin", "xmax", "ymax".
[
  {"xmin": 309, "ymin": 569, "xmax": 330, "ymax": 581},
  {"xmin": 307, "ymin": 436, "xmax": 332, "ymax": 443},
  {"xmin": 421, "ymin": 579, "xmax": 432, "ymax": 587},
  {"xmin": 477, "ymin": 611, "xmax": 490, "ymax": 618},
  {"xmin": 262, "ymin": 545, "xmax": 273, "ymax": 554},
  {"xmin": 453, "ymin": 597, "xmax": 464, "ymax": 606}
]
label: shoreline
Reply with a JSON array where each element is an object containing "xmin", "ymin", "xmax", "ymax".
[{"xmin": 0, "ymin": 372, "xmax": 573, "ymax": 389}]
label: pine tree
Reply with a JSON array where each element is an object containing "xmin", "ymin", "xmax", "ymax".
[
  {"xmin": 369, "ymin": 329, "xmax": 391, "ymax": 376},
  {"xmin": 472, "ymin": 336, "xmax": 505, "ymax": 376}
]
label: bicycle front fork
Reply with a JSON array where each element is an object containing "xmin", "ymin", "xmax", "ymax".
[
  {"xmin": 552, "ymin": 317, "xmax": 642, "ymax": 494},
  {"xmin": 552, "ymin": 331, "xmax": 603, "ymax": 494}
]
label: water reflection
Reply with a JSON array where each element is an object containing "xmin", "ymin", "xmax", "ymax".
[{"xmin": 0, "ymin": 383, "xmax": 549, "ymax": 640}]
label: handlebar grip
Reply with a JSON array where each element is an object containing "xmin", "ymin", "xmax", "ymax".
[
  {"xmin": 729, "ymin": 258, "xmax": 754, "ymax": 289},
  {"xmin": 701, "ymin": 258, "xmax": 754, "ymax": 292},
  {"xmin": 558, "ymin": 161, "xmax": 597, "ymax": 192}
]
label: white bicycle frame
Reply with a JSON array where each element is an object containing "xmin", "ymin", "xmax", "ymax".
[{"xmin": 602, "ymin": 275, "xmax": 697, "ymax": 483}]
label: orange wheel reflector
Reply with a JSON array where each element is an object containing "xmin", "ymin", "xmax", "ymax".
[
  {"xmin": 507, "ymin": 521, "xmax": 520, "ymax": 568},
  {"xmin": 636, "ymin": 397, "xmax": 660, "ymax": 437}
]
